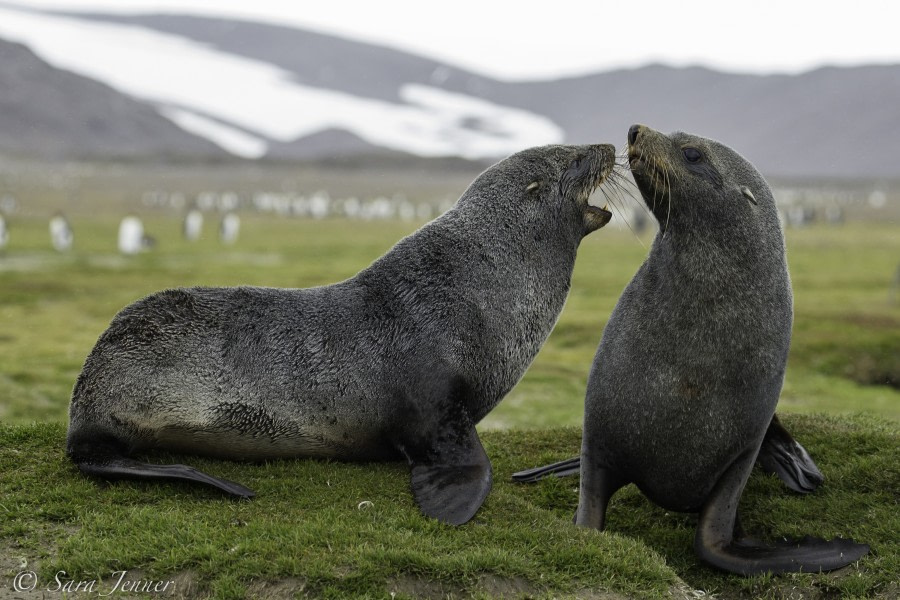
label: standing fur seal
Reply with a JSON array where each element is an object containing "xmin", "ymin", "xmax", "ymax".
[
  {"xmin": 521, "ymin": 126, "xmax": 868, "ymax": 575},
  {"xmin": 67, "ymin": 144, "xmax": 616, "ymax": 526}
]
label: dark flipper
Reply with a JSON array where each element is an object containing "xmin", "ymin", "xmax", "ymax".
[
  {"xmin": 512, "ymin": 414, "xmax": 824, "ymax": 493},
  {"xmin": 695, "ymin": 448, "xmax": 868, "ymax": 576},
  {"xmin": 756, "ymin": 414, "xmax": 824, "ymax": 493},
  {"xmin": 76, "ymin": 458, "xmax": 256, "ymax": 498},
  {"xmin": 405, "ymin": 427, "xmax": 492, "ymax": 526},
  {"xmin": 715, "ymin": 535, "xmax": 870, "ymax": 576},
  {"xmin": 574, "ymin": 463, "xmax": 623, "ymax": 531},
  {"xmin": 511, "ymin": 456, "xmax": 580, "ymax": 483}
]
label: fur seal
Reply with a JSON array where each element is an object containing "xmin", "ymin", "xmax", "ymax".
[
  {"xmin": 519, "ymin": 126, "xmax": 868, "ymax": 575},
  {"xmin": 67, "ymin": 143, "xmax": 616, "ymax": 526}
]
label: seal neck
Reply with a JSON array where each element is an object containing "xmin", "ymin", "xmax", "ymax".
[{"xmin": 652, "ymin": 222, "xmax": 788, "ymax": 288}]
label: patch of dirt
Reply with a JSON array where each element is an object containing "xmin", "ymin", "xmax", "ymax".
[
  {"xmin": 475, "ymin": 574, "xmax": 540, "ymax": 598},
  {"xmin": 0, "ymin": 539, "xmax": 40, "ymax": 600},
  {"xmin": 0, "ymin": 524, "xmax": 75, "ymax": 599},
  {"xmin": 388, "ymin": 575, "xmax": 462, "ymax": 599},
  {"xmin": 245, "ymin": 577, "xmax": 307, "ymax": 599},
  {"xmin": 709, "ymin": 564, "xmax": 894, "ymax": 600},
  {"xmin": 387, "ymin": 574, "xmax": 677, "ymax": 599},
  {"xmin": 166, "ymin": 571, "xmax": 200, "ymax": 600}
]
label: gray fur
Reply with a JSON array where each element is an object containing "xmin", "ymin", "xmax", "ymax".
[
  {"xmin": 576, "ymin": 125, "xmax": 867, "ymax": 574},
  {"xmin": 583, "ymin": 128, "xmax": 790, "ymax": 511},
  {"xmin": 67, "ymin": 143, "xmax": 615, "ymax": 525}
]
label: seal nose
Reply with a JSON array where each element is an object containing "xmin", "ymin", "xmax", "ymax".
[{"xmin": 628, "ymin": 124, "xmax": 642, "ymax": 146}]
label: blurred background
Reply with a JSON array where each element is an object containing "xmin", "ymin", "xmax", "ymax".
[{"xmin": 0, "ymin": 1, "xmax": 897, "ymax": 427}]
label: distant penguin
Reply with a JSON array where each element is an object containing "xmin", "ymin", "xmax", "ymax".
[
  {"xmin": 219, "ymin": 213, "xmax": 240, "ymax": 244},
  {"xmin": 0, "ymin": 214, "xmax": 8, "ymax": 250},
  {"xmin": 183, "ymin": 209, "xmax": 204, "ymax": 241},
  {"xmin": 118, "ymin": 216, "xmax": 144, "ymax": 255},
  {"xmin": 824, "ymin": 205, "xmax": 844, "ymax": 226},
  {"xmin": 50, "ymin": 213, "xmax": 74, "ymax": 252}
]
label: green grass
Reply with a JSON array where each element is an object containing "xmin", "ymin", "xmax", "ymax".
[
  {"xmin": 0, "ymin": 414, "xmax": 895, "ymax": 599},
  {"xmin": 1, "ymin": 217, "xmax": 897, "ymax": 426},
  {"xmin": 1, "ymin": 215, "xmax": 898, "ymax": 597}
]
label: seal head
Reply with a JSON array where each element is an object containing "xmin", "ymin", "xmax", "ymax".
[{"xmin": 627, "ymin": 123, "xmax": 774, "ymax": 236}]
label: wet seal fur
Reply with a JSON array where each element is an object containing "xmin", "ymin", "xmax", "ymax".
[
  {"xmin": 519, "ymin": 126, "xmax": 868, "ymax": 575},
  {"xmin": 67, "ymin": 144, "xmax": 616, "ymax": 526}
]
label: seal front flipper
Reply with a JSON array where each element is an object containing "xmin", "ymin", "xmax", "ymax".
[
  {"xmin": 695, "ymin": 451, "xmax": 868, "ymax": 576},
  {"xmin": 404, "ymin": 428, "xmax": 492, "ymax": 526},
  {"xmin": 575, "ymin": 457, "xmax": 624, "ymax": 530},
  {"xmin": 511, "ymin": 456, "xmax": 580, "ymax": 483},
  {"xmin": 756, "ymin": 414, "xmax": 824, "ymax": 494}
]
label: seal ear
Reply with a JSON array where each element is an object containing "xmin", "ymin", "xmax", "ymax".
[{"xmin": 740, "ymin": 186, "xmax": 757, "ymax": 205}]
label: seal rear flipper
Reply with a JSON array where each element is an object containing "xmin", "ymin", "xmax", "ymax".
[
  {"xmin": 757, "ymin": 414, "xmax": 824, "ymax": 494},
  {"xmin": 406, "ymin": 429, "xmax": 492, "ymax": 526},
  {"xmin": 514, "ymin": 414, "xmax": 825, "ymax": 491},
  {"xmin": 695, "ymin": 451, "xmax": 867, "ymax": 575},
  {"xmin": 77, "ymin": 458, "xmax": 255, "ymax": 498},
  {"xmin": 700, "ymin": 532, "xmax": 869, "ymax": 576},
  {"xmin": 511, "ymin": 456, "xmax": 580, "ymax": 483}
]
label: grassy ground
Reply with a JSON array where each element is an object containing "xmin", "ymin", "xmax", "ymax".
[
  {"xmin": 0, "ymin": 217, "xmax": 897, "ymax": 426},
  {"xmin": 0, "ymin": 214, "xmax": 898, "ymax": 598},
  {"xmin": 0, "ymin": 414, "xmax": 896, "ymax": 599}
]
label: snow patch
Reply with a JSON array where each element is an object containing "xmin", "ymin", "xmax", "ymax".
[
  {"xmin": 158, "ymin": 107, "xmax": 269, "ymax": 158},
  {"xmin": 0, "ymin": 7, "xmax": 564, "ymax": 159}
]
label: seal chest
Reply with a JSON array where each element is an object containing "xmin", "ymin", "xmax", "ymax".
[{"xmin": 67, "ymin": 143, "xmax": 617, "ymax": 526}]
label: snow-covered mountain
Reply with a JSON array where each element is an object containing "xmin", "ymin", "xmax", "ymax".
[{"xmin": 1, "ymin": 5, "xmax": 899, "ymax": 177}]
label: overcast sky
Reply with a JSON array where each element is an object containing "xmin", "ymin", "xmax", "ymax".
[{"xmin": 11, "ymin": 0, "xmax": 900, "ymax": 80}]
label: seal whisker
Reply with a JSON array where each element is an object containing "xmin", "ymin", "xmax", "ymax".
[
  {"xmin": 664, "ymin": 164, "xmax": 673, "ymax": 235},
  {"xmin": 606, "ymin": 176, "xmax": 641, "ymax": 222},
  {"xmin": 602, "ymin": 187, "xmax": 646, "ymax": 249},
  {"xmin": 613, "ymin": 168, "xmax": 651, "ymax": 219},
  {"xmin": 653, "ymin": 160, "xmax": 666, "ymax": 215},
  {"xmin": 608, "ymin": 182, "xmax": 634, "ymax": 214}
]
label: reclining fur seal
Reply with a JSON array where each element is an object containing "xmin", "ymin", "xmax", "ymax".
[
  {"xmin": 67, "ymin": 143, "xmax": 616, "ymax": 526},
  {"xmin": 517, "ymin": 125, "xmax": 868, "ymax": 575}
]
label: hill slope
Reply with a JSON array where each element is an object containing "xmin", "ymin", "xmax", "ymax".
[
  {"xmin": 0, "ymin": 38, "xmax": 229, "ymax": 162},
  {"xmin": 1, "ymin": 7, "xmax": 899, "ymax": 177}
]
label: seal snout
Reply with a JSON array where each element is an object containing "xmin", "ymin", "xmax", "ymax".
[
  {"xmin": 628, "ymin": 124, "xmax": 643, "ymax": 146},
  {"xmin": 627, "ymin": 124, "xmax": 650, "ymax": 170},
  {"xmin": 580, "ymin": 144, "xmax": 616, "ymax": 234}
]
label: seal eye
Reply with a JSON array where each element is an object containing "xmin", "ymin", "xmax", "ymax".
[{"xmin": 682, "ymin": 147, "xmax": 703, "ymax": 163}]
